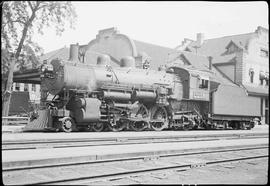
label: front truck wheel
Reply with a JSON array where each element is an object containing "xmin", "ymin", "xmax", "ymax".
[
  {"xmin": 60, "ymin": 117, "xmax": 75, "ymax": 132},
  {"xmin": 92, "ymin": 122, "xmax": 105, "ymax": 132}
]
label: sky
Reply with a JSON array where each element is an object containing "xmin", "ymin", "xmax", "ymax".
[{"xmin": 33, "ymin": 1, "xmax": 269, "ymax": 54}]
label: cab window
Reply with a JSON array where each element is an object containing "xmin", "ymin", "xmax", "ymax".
[{"xmin": 199, "ymin": 79, "xmax": 208, "ymax": 89}]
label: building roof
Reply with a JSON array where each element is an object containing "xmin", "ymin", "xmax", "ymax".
[
  {"xmin": 212, "ymin": 53, "xmax": 237, "ymax": 64},
  {"xmin": 186, "ymin": 32, "xmax": 255, "ymax": 57},
  {"xmin": 133, "ymin": 40, "xmax": 176, "ymax": 70},
  {"xmin": 39, "ymin": 47, "xmax": 70, "ymax": 62},
  {"xmin": 167, "ymin": 51, "xmax": 237, "ymax": 86},
  {"xmin": 180, "ymin": 51, "xmax": 210, "ymax": 69},
  {"xmin": 242, "ymin": 84, "xmax": 269, "ymax": 97}
]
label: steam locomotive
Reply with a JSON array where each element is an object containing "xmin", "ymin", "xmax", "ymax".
[{"xmin": 37, "ymin": 45, "xmax": 257, "ymax": 132}]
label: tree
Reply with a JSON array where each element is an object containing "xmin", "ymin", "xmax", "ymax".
[{"xmin": 1, "ymin": 1, "xmax": 77, "ymax": 116}]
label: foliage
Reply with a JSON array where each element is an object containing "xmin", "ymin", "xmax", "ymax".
[
  {"xmin": 1, "ymin": 1, "xmax": 77, "ymax": 73},
  {"xmin": 1, "ymin": 1, "xmax": 77, "ymax": 116}
]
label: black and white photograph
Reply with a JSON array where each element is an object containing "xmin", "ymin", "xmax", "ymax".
[{"xmin": 2, "ymin": 1, "xmax": 269, "ymax": 185}]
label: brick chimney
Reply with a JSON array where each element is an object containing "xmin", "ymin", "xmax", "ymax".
[
  {"xmin": 196, "ymin": 33, "xmax": 204, "ymax": 46},
  {"xmin": 208, "ymin": 56, "xmax": 213, "ymax": 70}
]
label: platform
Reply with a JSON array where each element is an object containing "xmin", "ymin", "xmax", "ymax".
[{"xmin": 2, "ymin": 137, "xmax": 268, "ymax": 169}]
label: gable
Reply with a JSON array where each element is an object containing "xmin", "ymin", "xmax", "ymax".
[
  {"xmin": 225, "ymin": 41, "xmax": 242, "ymax": 54},
  {"xmin": 179, "ymin": 54, "xmax": 191, "ymax": 65},
  {"xmin": 84, "ymin": 27, "xmax": 138, "ymax": 66}
]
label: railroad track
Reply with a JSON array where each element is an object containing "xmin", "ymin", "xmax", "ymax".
[
  {"xmin": 2, "ymin": 132, "xmax": 268, "ymax": 151},
  {"xmin": 3, "ymin": 144, "xmax": 268, "ymax": 185}
]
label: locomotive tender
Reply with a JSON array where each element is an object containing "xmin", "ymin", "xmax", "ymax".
[{"xmin": 38, "ymin": 45, "xmax": 256, "ymax": 132}]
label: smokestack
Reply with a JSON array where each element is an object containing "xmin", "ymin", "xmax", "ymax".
[
  {"xmin": 208, "ymin": 56, "xmax": 213, "ymax": 70},
  {"xmin": 69, "ymin": 43, "xmax": 79, "ymax": 62},
  {"xmin": 196, "ymin": 33, "xmax": 204, "ymax": 46}
]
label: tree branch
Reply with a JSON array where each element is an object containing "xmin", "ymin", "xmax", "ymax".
[
  {"xmin": 15, "ymin": 8, "xmax": 36, "ymax": 58},
  {"xmin": 34, "ymin": 1, "xmax": 42, "ymax": 11},
  {"xmin": 27, "ymin": 1, "xmax": 33, "ymax": 11},
  {"xmin": 36, "ymin": 2, "xmax": 49, "ymax": 11},
  {"xmin": 12, "ymin": 19, "xmax": 26, "ymax": 25}
]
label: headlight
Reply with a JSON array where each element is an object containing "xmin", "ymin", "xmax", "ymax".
[{"xmin": 47, "ymin": 64, "xmax": 53, "ymax": 71}]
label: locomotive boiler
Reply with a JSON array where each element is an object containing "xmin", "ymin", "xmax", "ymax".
[{"xmin": 37, "ymin": 44, "xmax": 257, "ymax": 132}]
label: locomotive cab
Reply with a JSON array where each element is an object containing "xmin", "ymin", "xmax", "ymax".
[{"xmin": 167, "ymin": 65, "xmax": 210, "ymax": 101}]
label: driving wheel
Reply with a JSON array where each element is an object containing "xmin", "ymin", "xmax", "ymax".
[
  {"xmin": 107, "ymin": 116, "xmax": 126, "ymax": 132},
  {"xmin": 150, "ymin": 105, "xmax": 168, "ymax": 131},
  {"xmin": 129, "ymin": 104, "xmax": 149, "ymax": 131}
]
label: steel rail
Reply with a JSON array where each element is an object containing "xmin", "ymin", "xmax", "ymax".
[
  {"xmin": 4, "ymin": 132, "xmax": 267, "ymax": 144},
  {"xmin": 13, "ymin": 145, "xmax": 267, "ymax": 185},
  {"xmin": 2, "ymin": 133, "xmax": 268, "ymax": 151}
]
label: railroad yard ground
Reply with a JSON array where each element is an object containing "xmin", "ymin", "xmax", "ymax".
[
  {"xmin": 2, "ymin": 124, "xmax": 269, "ymax": 185},
  {"xmin": 87, "ymin": 157, "xmax": 268, "ymax": 185}
]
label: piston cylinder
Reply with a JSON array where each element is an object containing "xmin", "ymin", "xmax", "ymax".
[{"xmin": 73, "ymin": 98, "xmax": 101, "ymax": 122}]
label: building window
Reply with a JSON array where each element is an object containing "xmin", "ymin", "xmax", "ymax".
[
  {"xmin": 259, "ymin": 71, "xmax": 265, "ymax": 85},
  {"xmin": 260, "ymin": 49, "xmax": 269, "ymax": 58},
  {"xmin": 24, "ymin": 83, "xmax": 29, "ymax": 91},
  {"xmin": 265, "ymin": 98, "xmax": 269, "ymax": 124},
  {"xmin": 249, "ymin": 68, "xmax": 254, "ymax": 83},
  {"xmin": 32, "ymin": 84, "xmax": 36, "ymax": 92},
  {"xmin": 266, "ymin": 79, "xmax": 269, "ymax": 86},
  {"xmin": 260, "ymin": 79, "xmax": 264, "ymax": 85},
  {"xmin": 227, "ymin": 44, "xmax": 237, "ymax": 53},
  {"xmin": 199, "ymin": 79, "xmax": 209, "ymax": 89},
  {"xmin": 15, "ymin": 83, "xmax": 20, "ymax": 91},
  {"xmin": 265, "ymin": 72, "xmax": 269, "ymax": 86}
]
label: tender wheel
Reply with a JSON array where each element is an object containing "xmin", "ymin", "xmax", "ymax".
[
  {"xmin": 60, "ymin": 117, "xmax": 75, "ymax": 133},
  {"xmin": 245, "ymin": 122, "xmax": 252, "ymax": 130},
  {"xmin": 92, "ymin": 122, "xmax": 105, "ymax": 132},
  {"xmin": 150, "ymin": 105, "xmax": 168, "ymax": 131},
  {"xmin": 222, "ymin": 121, "xmax": 229, "ymax": 130},
  {"xmin": 231, "ymin": 121, "xmax": 240, "ymax": 130},
  {"xmin": 129, "ymin": 104, "xmax": 149, "ymax": 131}
]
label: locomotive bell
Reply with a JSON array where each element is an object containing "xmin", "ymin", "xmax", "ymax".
[
  {"xmin": 97, "ymin": 54, "xmax": 111, "ymax": 66},
  {"xmin": 120, "ymin": 56, "xmax": 136, "ymax": 68}
]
